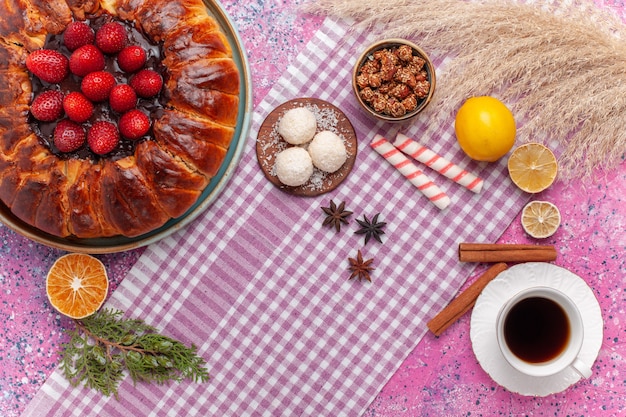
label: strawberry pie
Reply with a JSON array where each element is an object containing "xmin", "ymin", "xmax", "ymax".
[{"xmin": 0, "ymin": 0, "xmax": 240, "ymax": 238}]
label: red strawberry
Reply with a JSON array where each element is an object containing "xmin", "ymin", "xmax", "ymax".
[
  {"xmin": 87, "ymin": 121, "xmax": 119, "ymax": 155},
  {"xmin": 81, "ymin": 71, "xmax": 116, "ymax": 102},
  {"xmin": 30, "ymin": 90, "xmax": 64, "ymax": 122},
  {"xmin": 69, "ymin": 44, "xmax": 105, "ymax": 77},
  {"xmin": 109, "ymin": 84, "xmax": 137, "ymax": 113},
  {"xmin": 63, "ymin": 91, "xmax": 94, "ymax": 123},
  {"xmin": 129, "ymin": 69, "xmax": 163, "ymax": 98},
  {"xmin": 26, "ymin": 50, "xmax": 69, "ymax": 83},
  {"xmin": 117, "ymin": 45, "xmax": 146, "ymax": 73},
  {"xmin": 53, "ymin": 120, "xmax": 86, "ymax": 153},
  {"xmin": 63, "ymin": 21, "xmax": 95, "ymax": 51},
  {"xmin": 95, "ymin": 22, "xmax": 127, "ymax": 54},
  {"xmin": 119, "ymin": 109, "xmax": 150, "ymax": 140}
]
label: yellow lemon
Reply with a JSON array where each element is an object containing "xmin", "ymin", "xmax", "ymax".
[{"xmin": 454, "ymin": 96, "xmax": 516, "ymax": 162}]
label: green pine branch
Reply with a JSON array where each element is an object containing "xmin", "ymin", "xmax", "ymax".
[{"xmin": 60, "ymin": 309, "xmax": 209, "ymax": 398}]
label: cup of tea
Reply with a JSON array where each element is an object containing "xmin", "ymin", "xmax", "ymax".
[{"xmin": 496, "ymin": 286, "xmax": 591, "ymax": 378}]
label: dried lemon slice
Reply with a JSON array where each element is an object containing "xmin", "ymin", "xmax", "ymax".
[
  {"xmin": 46, "ymin": 253, "xmax": 109, "ymax": 319},
  {"xmin": 521, "ymin": 201, "xmax": 561, "ymax": 239},
  {"xmin": 507, "ymin": 143, "xmax": 558, "ymax": 193}
]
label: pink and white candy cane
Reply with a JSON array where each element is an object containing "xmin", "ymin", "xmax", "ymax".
[
  {"xmin": 393, "ymin": 133, "xmax": 484, "ymax": 193},
  {"xmin": 370, "ymin": 135, "xmax": 451, "ymax": 210}
]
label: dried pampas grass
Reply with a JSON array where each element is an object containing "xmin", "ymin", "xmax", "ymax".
[{"xmin": 304, "ymin": 0, "xmax": 626, "ymax": 179}]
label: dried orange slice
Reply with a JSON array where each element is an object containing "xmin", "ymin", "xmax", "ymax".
[
  {"xmin": 521, "ymin": 201, "xmax": 561, "ymax": 239},
  {"xmin": 507, "ymin": 143, "xmax": 558, "ymax": 193},
  {"xmin": 46, "ymin": 253, "xmax": 109, "ymax": 319}
]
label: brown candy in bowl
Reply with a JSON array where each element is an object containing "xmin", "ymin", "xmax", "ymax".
[{"xmin": 352, "ymin": 39, "xmax": 436, "ymax": 122}]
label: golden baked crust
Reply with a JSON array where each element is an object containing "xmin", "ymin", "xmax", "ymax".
[{"xmin": 0, "ymin": 0, "xmax": 240, "ymax": 238}]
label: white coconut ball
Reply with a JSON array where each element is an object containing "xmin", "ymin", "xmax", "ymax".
[
  {"xmin": 274, "ymin": 146, "xmax": 314, "ymax": 187},
  {"xmin": 277, "ymin": 107, "xmax": 317, "ymax": 145},
  {"xmin": 308, "ymin": 131, "xmax": 347, "ymax": 173}
]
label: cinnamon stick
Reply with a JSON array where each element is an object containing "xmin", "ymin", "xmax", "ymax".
[
  {"xmin": 427, "ymin": 262, "xmax": 508, "ymax": 336},
  {"xmin": 458, "ymin": 243, "xmax": 557, "ymax": 263}
]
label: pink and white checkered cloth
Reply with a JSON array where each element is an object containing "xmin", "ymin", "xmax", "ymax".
[{"xmin": 23, "ymin": 17, "xmax": 527, "ymax": 416}]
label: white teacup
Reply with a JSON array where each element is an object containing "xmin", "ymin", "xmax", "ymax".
[{"xmin": 496, "ymin": 286, "xmax": 591, "ymax": 378}]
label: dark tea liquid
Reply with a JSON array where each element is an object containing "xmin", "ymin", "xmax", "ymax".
[{"xmin": 503, "ymin": 296, "xmax": 570, "ymax": 363}]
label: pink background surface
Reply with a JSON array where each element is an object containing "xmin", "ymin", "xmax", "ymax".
[{"xmin": 1, "ymin": 1, "xmax": 625, "ymax": 416}]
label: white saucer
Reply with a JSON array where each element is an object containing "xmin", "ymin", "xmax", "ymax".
[{"xmin": 470, "ymin": 262, "xmax": 603, "ymax": 396}]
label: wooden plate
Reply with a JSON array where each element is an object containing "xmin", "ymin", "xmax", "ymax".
[{"xmin": 256, "ymin": 97, "xmax": 357, "ymax": 196}]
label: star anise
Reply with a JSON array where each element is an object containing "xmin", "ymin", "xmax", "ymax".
[
  {"xmin": 355, "ymin": 213, "xmax": 386, "ymax": 244},
  {"xmin": 321, "ymin": 200, "xmax": 352, "ymax": 233},
  {"xmin": 348, "ymin": 250, "xmax": 375, "ymax": 282}
]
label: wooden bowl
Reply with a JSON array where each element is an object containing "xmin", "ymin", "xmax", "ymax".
[{"xmin": 352, "ymin": 38, "xmax": 436, "ymax": 123}]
